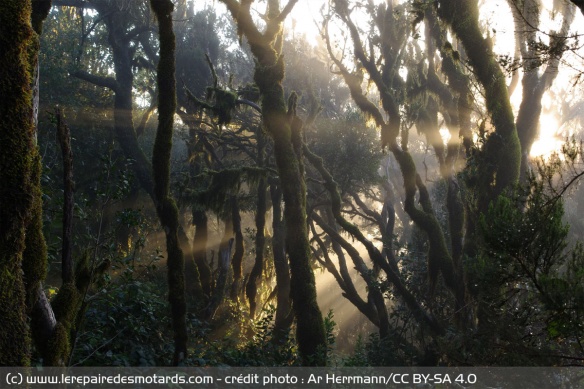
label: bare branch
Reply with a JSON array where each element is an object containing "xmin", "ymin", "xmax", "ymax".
[
  {"xmin": 275, "ymin": 0, "xmax": 298, "ymax": 23},
  {"xmin": 70, "ymin": 70, "xmax": 119, "ymax": 92},
  {"xmin": 236, "ymin": 99, "xmax": 262, "ymax": 113}
]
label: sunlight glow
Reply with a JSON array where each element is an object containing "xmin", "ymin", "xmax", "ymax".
[
  {"xmin": 530, "ymin": 113, "xmax": 563, "ymax": 158},
  {"xmin": 286, "ymin": 2, "xmax": 323, "ymax": 47},
  {"xmin": 439, "ymin": 127, "xmax": 451, "ymax": 144}
]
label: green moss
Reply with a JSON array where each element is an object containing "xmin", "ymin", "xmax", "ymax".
[
  {"xmin": 45, "ymin": 323, "xmax": 70, "ymax": 367},
  {"xmin": 22, "ymin": 151, "xmax": 48, "ymax": 311},
  {"xmin": 213, "ymin": 88, "xmax": 238, "ymax": 125},
  {"xmin": 255, "ymin": 54, "xmax": 327, "ymax": 366},
  {"xmin": 40, "ymin": 283, "xmax": 82, "ymax": 366},
  {"xmin": 438, "ymin": 0, "xmax": 521, "ymax": 205},
  {"xmin": 0, "ymin": 267, "xmax": 30, "ymax": 366},
  {"xmin": 75, "ymin": 250, "xmax": 92, "ymax": 293},
  {"xmin": 52, "ymin": 283, "xmax": 81, "ymax": 326},
  {"xmin": 0, "ymin": 0, "xmax": 36, "ymax": 366}
]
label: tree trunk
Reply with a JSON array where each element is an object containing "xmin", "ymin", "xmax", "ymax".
[
  {"xmin": 247, "ymin": 124, "xmax": 267, "ymax": 317},
  {"xmin": 246, "ymin": 178, "xmax": 267, "ymax": 317},
  {"xmin": 437, "ymin": 0, "xmax": 521, "ymax": 214},
  {"xmin": 219, "ymin": 0, "xmax": 327, "ymax": 364},
  {"xmin": 0, "ymin": 0, "xmax": 37, "ymax": 365},
  {"xmin": 56, "ymin": 108, "xmax": 75, "ymax": 285},
  {"xmin": 511, "ymin": 0, "xmax": 574, "ymax": 180},
  {"xmin": 150, "ymin": 0, "xmax": 189, "ymax": 365},
  {"xmin": 270, "ymin": 179, "xmax": 293, "ymax": 341},
  {"xmin": 206, "ymin": 218, "xmax": 234, "ymax": 319},
  {"xmin": 230, "ymin": 196, "xmax": 245, "ymax": 301},
  {"xmin": 193, "ymin": 209, "xmax": 212, "ymax": 296},
  {"xmin": 69, "ymin": 1, "xmax": 204, "ymax": 299}
]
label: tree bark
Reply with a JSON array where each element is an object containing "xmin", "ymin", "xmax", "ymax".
[
  {"xmin": 150, "ymin": 0, "xmax": 189, "ymax": 365},
  {"xmin": 437, "ymin": 0, "xmax": 521, "ymax": 213},
  {"xmin": 269, "ymin": 179, "xmax": 293, "ymax": 341},
  {"xmin": 56, "ymin": 108, "xmax": 75, "ymax": 285},
  {"xmin": 230, "ymin": 196, "xmax": 245, "ymax": 301},
  {"xmin": 219, "ymin": 0, "xmax": 327, "ymax": 365},
  {"xmin": 192, "ymin": 209, "xmax": 212, "ymax": 296},
  {"xmin": 206, "ymin": 218, "xmax": 234, "ymax": 319},
  {"xmin": 510, "ymin": 0, "xmax": 574, "ymax": 179},
  {"xmin": 0, "ymin": 0, "xmax": 37, "ymax": 366},
  {"xmin": 246, "ymin": 177, "xmax": 266, "ymax": 317}
]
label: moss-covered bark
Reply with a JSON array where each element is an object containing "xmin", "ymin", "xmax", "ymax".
[
  {"xmin": 44, "ymin": 282, "xmax": 80, "ymax": 366},
  {"xmin": 247, "ymin": 128, "xmax": 267, "ymax": 317},
  {"xmin": 245, "ymin": 126, "xmax": 268, "ymax": 318},
  {"xmin": 192, "ymin": 209, "xmax": 212, "ymax": 296},
  {"xmin": 230, "ymin": 196, "xmax": 245, "ymax": 301},
  {"xmin": 269, "ymin": 179, "xmax": 293, "ymax": 340},
  {"xmin": 150, "ymin": 0, "xmax": 189, "ymax": 365},
  {"xmin": 0, "ymin": 0, "xmax": 37, "ymax": 366},
  {"xmin": 33, "ymin": 109, "xmax": 79, "ymax": 366},
  {"xmin": 246, "ymin": 177, "xmax": 266, "ymax": 317},
  {"xmin": 437, "ymin": 0, "xmax": 521, "ymax": 213},
  {"xmin": 22, "ymin": 151, "xmax": 48, "ymax": 313},
  {"xmin": 261, "ymin": 67, "xmax": 327, "ymax": 365},
  {"xmin": 220, "ymin": 0, "xmax": 327, "ymax": 365},
  {"xmin": 206, "ymin": 217, "xmax": 234, "ymax": 319},
  {"xmin": 56, "ymin": 108, "xmax": 75, "ymax": 284}
]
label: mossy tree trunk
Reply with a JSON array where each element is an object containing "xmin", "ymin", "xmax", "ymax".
[
  {"xmin": 230, "ymin": 196, "xmax": 245, "ymax": 301},
  {"xmin": 246, "ymin": 177, "xmax": 266, "ymax": 317},
  {"xmin": 56, "ymin": 108, "xmax": 75, "ymax": 286},
  {"xmin": 437, "ymin": 0, "xmax": 521, "ymax": 214},
  {"xmin": 0, "ymin": 0, "xmax": 37, "ymax": 366},
  {"xmin": 206, "ymin": 217, "xmax": 234, "ymax": 319},
  {"xmin": 28, "ymin": 2, "xmax": 84, "ymax": 367},
  {"xmin": 246, "ymin": 127, "xmax": 267, "ymax": 318},
  {"xmin": 150, "ymin": 0, "xmax": 189, "ymax": 365},
  {"xmin": 219, "ymin": 0, "xmax": 327, "ymax": 365},
  {"xmin": 269, "ymin": 178, "xmax": 293, "ymax": 341},
  {"xmin": 58, "ymin": 0, "xmax": 203, "ymax": 300},
  {"xmin": 192, "ymin": 209, "xmax": 212, "ymax": 297},
  {"xmin": 37, "ymin": 109, "xmax": 82, "ymax": 367}
]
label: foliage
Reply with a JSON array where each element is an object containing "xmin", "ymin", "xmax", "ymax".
[
  {"xmin": 307, "ymin": 111, "xmax": 383, "ymax": 193},
  {"xmin": 469, "ymin": 149, "xmax": 584, "ymax": 363}
]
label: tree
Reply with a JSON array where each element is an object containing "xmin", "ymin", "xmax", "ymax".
[
  {"xmin": 507, "ymin": 0, "xmax": 575, "ymax": 179},
  {"xmin": 149, "ymin": 0, "xmax": 189, "ymax": 366},
  {"xmin": 314, "ymin": 0, "xmax": 584, "ymax": 365},
  {"xmin": 324, "ymin": 0, "xmax": 468, "ymax": 332},
  {"xmin": 218, "ymin": 0, "xmax": 328, "ymax": 365},
  {"xmin": 52, "ymin": 0, "xmax": 204, "ymax": 301},
  {"xmin": 0, "ymin": 0, "xmax": 39, "ymax": 366}
]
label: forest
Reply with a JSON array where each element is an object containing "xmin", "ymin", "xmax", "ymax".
[{"xmin": 1, "ymin": 0, "xmax": 584, "ymax": 368}]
